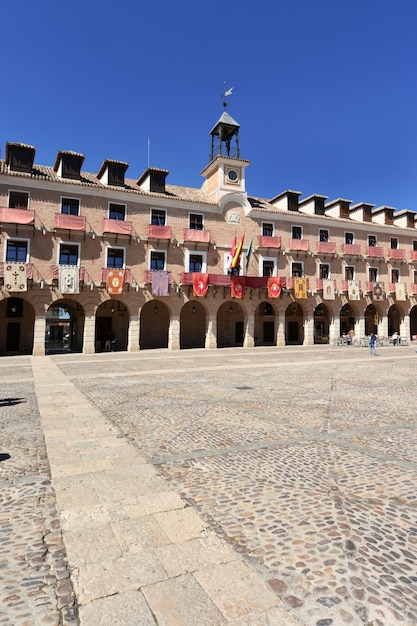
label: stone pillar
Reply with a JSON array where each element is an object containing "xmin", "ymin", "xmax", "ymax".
[
  {"xmin": 277, "ymin": 313, "xmax": 285, "ymax": 346},
  {"xmin": 379, "ymin": 313, "xmax": 388, "ymax": 339},
  {"xmin": 128, "ymin": 316, "xmax": 140, "ymax": 352},
  {"xmin": 82, "ymin": 313, "xmax": 96, "ymax": 354},
  {"xmin": 357, "ymin": 314, "xmax": 366, "ymax": 339},
  {"xmin": 168, "ymin": 316, "xmax": 180, "ymax": 350},
  {"xmin": 205, "ymin": 314, "xmax": 217, "ymax": 349},
  {"xmin": 329, "ymin": 315, "xmax": 338, "ymax": 345},
  {"xmin": 304, "ymin": 314, "xmax": 314, "ymax": 345},
  {"xmin": 400, "ymin": 313, "xmax": 410, "ymax": 341},
  {"xmin": 33, "ymin": 315, "xmax": 46, "ymax": 356},
  {"xmin": 243, "ymin": 314, "xmax": 255, "ymax": 348}
]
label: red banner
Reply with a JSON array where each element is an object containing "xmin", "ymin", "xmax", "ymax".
[
  {"xmin": 107, "ymin": 269, "xmax": 124, "ymax": 295},
  {"xmin": 267, "ymin": 277, "xmax": 281, "ymax": 298},
  {"xmin": 193, "ymin": 273, "xmax": 208, "ymax": 297},
  {"xmin": 231, "ymin": 276, "xmax": 246, "ymax": 299}
]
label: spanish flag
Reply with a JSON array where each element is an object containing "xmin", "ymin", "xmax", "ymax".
[
  {"xmin": 230, "ymin": 233, "xmax": 245, "ymax": 269},
  {"xmin": 228, "ymin": 235, "xmax": 237, "ymax": 269}
]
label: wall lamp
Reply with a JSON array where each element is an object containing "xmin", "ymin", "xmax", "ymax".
[
  {"xmin": 191, "ymin": 304, "xmax": 196, "ymax": 314},
  {"xmin": 153, "ymin": 303, "xmax": 158, "ymax": 314}
]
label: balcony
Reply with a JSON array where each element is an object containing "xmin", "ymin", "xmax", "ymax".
[
  {"xmin": 147, "ymin": 224, "xmax": 172, "ymax": 239},
  {"xmin": 101, "ymin": 268, "xmax": 131, "ymax": 283},
  {"xmin": 183, "ymin": 228, "xmax": 211, "ymax": 243},
  {"xmin": 103, "ymin": 218, "xmax": 132, "ymax": 236},
  {"xmin": 288, "ymin": 238, "xmax": 309, "ymax": 252},
  {"xmin": 343, "ymin": 243, "xmax": 361, "ymax": 256},
  {"xmin": 51, "ymin": 265, "xmax": 86, "ymax": 281},
  {"xmin": 366, "ymin": 246, "xmax": 384, "ymax": 258},
  {"xmin": 389, "ymin": 248, "xmax": 406, "ymax": 261},
  {"xmin": 0, "ymin": 207, "xmax": 35, "ymax": 226},
  {"xmin": 317, "ymin": 241, "xmax": 336, "ymax": 255},
  {"xmin": 54, "ymin": 213, "xmax": 86, "ymax": 231},
  {"xmin": 258, "ymin": 235, "xmax": 281, "ymax": 249}
]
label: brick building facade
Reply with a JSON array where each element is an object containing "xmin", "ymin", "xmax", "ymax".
[{"xmin": 1, "ymin": 110, "xmax": 417, "ymax": 356}]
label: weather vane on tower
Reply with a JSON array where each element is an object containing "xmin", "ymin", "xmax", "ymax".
[{"xmin": 221, "ymin": 82, "xmax": 233, "ymax": 108}]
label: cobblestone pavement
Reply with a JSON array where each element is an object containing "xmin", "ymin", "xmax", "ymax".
[
  {"xmin": 0, "ymin": 359, "xmax": 77, "ymax": 626},
  {"xmin": 54, "ymin": 345, "xmax": 417, "ymax": 626},
  {"xmin": 2, "ymin": 345, "xmax": 417, "ymax": 625}
]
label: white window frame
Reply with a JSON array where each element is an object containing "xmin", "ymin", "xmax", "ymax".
[
  {"xmin": 391, "ymin": 268, "xmax": 400, "ymax": 283},
  {"xmin": 185, "ymin": 249, "xmax": 207, "ymax": 273},
  {"xmin": 58, "ymin": 241, "xmax": 81, "ymax": 266},
  {"xmin": 105, "ymin": 245, "xmax": 126, "ymax": 269},
  {"xmin": 4, "ymin": 236, "xmax": 30, "ymax": 263},
  {"xmin": 390, "ymin": 237, "xmax": 399, "ymax": 250},
  {"xmin": 60, "ymin": 196, "xmax": 80, "ymax": 215},
  {"xmin": 318, "ymin": 262, "xmax": 330, "ymax": 279},
  {"xmin": 291, "ymin": 225, "xmax": 303, "ymax": 239},
  {"xmin": 188, "ymin": 212, "xmax": 204, "ymax": 230},
  {"xmin": 345, "ymin": 232, "xmax": 355, "ymax": 244},
  {"xmin": 8, "ymin": 189, "xmax": 30, "ymax": 209},
  {"xmin": 149, "ymin": 248, "xmax": 166, "ymax": 271},
  {"xmin": 368, "ymin": 266, "xmax": 378, "ymax": 282},
  {"xmin": 108, "ymin": 202, "xmax": 127, "ymax": 220},
  {"xmin": 224, "ymin": 253, "xmax": 243, "ymax": 275},
  {"xmin": 150, "ymin": 207, "xmax": 166, "ymax": 226},
  {"xmin": 318, "ymin": 228, "xmax": 329, "ymax": 242},
  {"xmin": 259, "ymin": 255, "xmax": 277, "ymax": 277},
  {"xmin": 262, "ymin": 222, "xmax": 275, "ymax": 237},
  {"xmin": 291, "ymin": 260, "xmax": 304, "ymax": 277},
  {"xmin": 368, "ymin": 234, "xmax": 377, "ymax": 247},
  {"xmin": 344, "ymin": 264, "xmax": 355, "ymax": 280}
]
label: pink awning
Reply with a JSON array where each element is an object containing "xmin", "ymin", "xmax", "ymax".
[
  {"xmin": 54, "ymin": 213, "xmax": 86, "ymax": 231},
  {"xmin": 103, "ymin": 218, "xmax": 132, "ymax": 235},
  {"xmin": 0, "ymin": 207, "xmax": 35, "ymax": 225},
  {"xmin": 148, "ymin": 224, "xmax": 172, "ymax": 239}
]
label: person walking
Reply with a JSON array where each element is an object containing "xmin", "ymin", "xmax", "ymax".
[{"xmin": 369, "ymin": 333, "xmax": 377, "ymax": 356}]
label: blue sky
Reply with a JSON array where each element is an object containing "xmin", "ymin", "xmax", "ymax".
[{"xmin": 2, "ymin": 0, "xmax": 417, "ymax": 212}]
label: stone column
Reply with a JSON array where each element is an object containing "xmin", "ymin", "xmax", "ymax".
[
  {"xmin": 128, "ymin": 315, "xmax": 140, "ymax": 352},
  {"xmin": 243, "ymin": 314, "xmax": 255, "ymax": 348},
  {"xmin": 304, "ymin": 314, "xmax": 314, "ymax": 345},
  {"xmin": 379, "ymin": 313, "xmax": 388, "ymax": 339},
  {"xmin": 82, "ymin": 313, "xmax": 96, "ymax": 354},
  {"xmin": 357, "ymin": 314, "xmax": 366, "ymax": 339},
  {"xmin": 168, "ymin": 316, "xmax": 180, "ymax": 350},
  {"xmin": 33, "ymin": 315, "xmax": 46, "ymax": 356},
  {"xmin": 329, "ymin": 315, "xmax": 338, "ymax": 345},
  {"xmin": 277, "ymin": 312, "xmax": 285, "ymax": 346},
  {"xmin": 400, "ymin": 313, "xmax": 410, "ymax": 342},
  {"xmin": 205, "ymin": 314, "xmax": 217, "ymax": 349}
]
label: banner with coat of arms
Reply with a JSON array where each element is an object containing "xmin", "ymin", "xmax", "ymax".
[
  {"xmin": 294, "ymin": 277, "xmax": 307, "ymax": 299},
  {"xmin": 373, "ymin": 282, "xmax": 384, "ymax": 301},
  {"xmin": 151, "ymin": 270, "xmax": 169, "ymax": 296},
  {"xmin": 395, "ymin": 283, "xmax": 405, "ymax": 301},
  {"xmin": 192, "ymin": 273, "xmax": 208, "ymax": 297},
  {"xmin": 322, "ymin": 279, "xmax": 335, "ymax": 300},
  {"xmin": 231, "ymin": 276, "xmax": 246, "ymax": 299},
  {"xmin": 267, "ymin": 276, "xmax": 281, "ymax": 299},
  {"xmin": 107, "ymin": 269, "xmax": 125, "ymax": 295},
  {"xmin": 348, "ymin": 279, "xmax": 360, "ymax": 300},
  {"xmin": 59, "ymin": 265, "xmax": 79, "ymax": 294},
  {"xmin": 4, "ymin": 263, "xmax": 27, "ymax": 292}
]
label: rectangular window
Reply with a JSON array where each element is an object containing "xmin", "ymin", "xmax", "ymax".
[
  {"xmin": 391, "ymin": 269, "xmax": 400, "ymax": 283},
  {"xmin": 345, "ymin": 266, "xmax": 355, "ymax": 280},
  {"xmin": 345, "ymin": 232, "xmax": 354, "ymax": 244},
  {"xmin": 189, "ymin": 254, "xmax": 203, "ymax": 272},
  {"xmin": 107, "ymin": 248, "xmax": 124, "ymax": 269},
  {"xmin": 109, "ymin": 203, "xmax": 126, "ymax": 220},
  {"xmin": 189, "ymin": 213, "xmax": 203, "ymax": 230},
  {"xmin": 319, "ymin": 263, "xmax": 330, "ymax": 279},
  {"xmin": 262, "ymin": 222, "xmax": 274, "ymax": 237},
  {"xmin": 368, "ymin": 234, "xmax": 377, "ymax": 247},
  {"xmin": 150, "ymin": 251, "xmax": 165, "ymax": 270},
  {"xmin": 61, "ymin": 197, "xmax": 80, "ymax": 216},
  {"xmin": 292, "ymin": 225, "xmax": 302, "ymax": 239},
  {"xmin": 262, "ymin": 260, "xmax": 275, "ymax": 277},
  {"xmin": 413, "ymin": 241, "xmax": 417, "ymax": 252},
  {"xmin": 319, "ymin": 229, "xmax": 329, "ymax": 242},
  {"xmin": 390, "ymin": 237, "xmax": 398, "ymax": 249},
  {"xmin": 59, "ymin": 244, "xmax": 79, "ymax": 266},
  {"xmin": 291, "ymin": 262, "xmax": 303, "ymax": 277},
  {"xmin": 414, "ymin": 270, "xmax": 417, "ymax": 284},
  {"xmin": 9, "ymin": 191, "xmax": 29, "ymax": 209},
  {"xmin": 151, "ymin": 209, "xmax": 166, "ymax": 226},
  {"xmin": 6, "ymin": 240, "xmax": 28, "ymax": 263},
  {"xmin": 369, "ymin": 267, "xmax": 378, "ymax": 282}
]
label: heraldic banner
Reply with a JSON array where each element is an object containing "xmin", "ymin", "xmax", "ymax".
[
  {"xmin": 192, "ymin": 273, "xmax": 208, "ymax": 297},
  {"xmin": 395, "ymin": 282, "xmax": 405, "ymax": 301},
  {"xmin": 348, "ymin": 279, "xmax": 360, "ymax": 300},
  {"xmin": 231, "ymin": 276, "xmax": 246, "ymax": 299},
  {"xmin": 267, "ymin": 276, "xmax": 281, "ymax": 298},
  {"xmin": 152, "ymin": 271, "xmax": 169, "ymax": 296},
  {"xmin": 322, "ymin": 279, "xmax": 335, "ymax": 300},
  {"xmin": 373, "ymin": 282, "xmax": 384, "ymax": 301},
  {"xmin": 107, "ymin": 269, "xmax": 125, "ymax": 295},
  {"xmin": 4, "ymin": 263, "xmax": 27, "ymax": 292},
  {"xmin": 59, "ymin": 265, "xmax": 79, "ymax": 294},
  {"xmin": 294, "ymin": 277, "xmax": 307, "ymax": 299}
]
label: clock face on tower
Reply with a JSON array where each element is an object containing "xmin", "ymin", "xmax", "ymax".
[{"xmin": 226, "ymin": 169, "xmax": 239, "ymax": 183}]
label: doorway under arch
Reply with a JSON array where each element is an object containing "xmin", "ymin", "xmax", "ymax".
[
  {"xmin": 339, "ymin": 303, "xmax": 355, "ymax": 336},
  {"xmin": 387, "ymin": 304, "xmax": 402, "ymax": 337},
  {"xmin": 217, "ymin": 302, "xmax": 244, "ymax": 348},
  {"xmin": 45, "ymin": 300, "xmax": 84, "ymax": 354},
  {"xmin": 364, "ymin": 304, "xmax": 378, "ymax": 336},
  {"xmin": 96, "ymin": 299, "xmax": 129, "ymax": 352},
  {"xmin": 180, "ymin": 301, "xmax": 206, "ymax": 349},
  {"xmin": 314, "ymin": 303, "xmax": 329, "ymax": 344},
  {"xmin": 0, "ymin": 297, "xmax": 35, "ymax": 356},
  {"xmin": 140, "ymin": 300, "xmax": 170, "ymax": 349},
  {"xmin": 254, "ymin": 301, "xmax": 276, "ymax": 346},
  {"xmin": 285, "ymin": 302, "xmax": 304, "ymax": 345}
]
